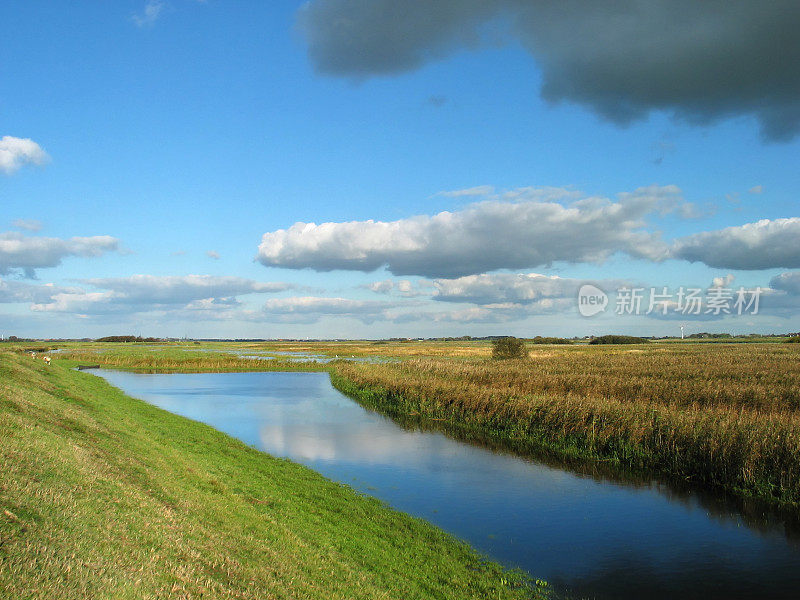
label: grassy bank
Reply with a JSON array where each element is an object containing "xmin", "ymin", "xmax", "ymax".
[
  {"xmin": 0, "ymin": 351, "xmax": 538, "ymax": 599},
  {"xmin": 330, "ymin": 343, "xmax": 800, "ymax": 506}
]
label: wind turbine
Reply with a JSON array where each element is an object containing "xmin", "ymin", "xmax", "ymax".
[{"xmin": 680, "ymin": 324, "xmax": 685, "ymax": 340}]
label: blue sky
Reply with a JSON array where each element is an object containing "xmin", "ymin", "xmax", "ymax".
[{"xmin": 2, "ymin": 1, "xmax": 799, "ymax": 339}]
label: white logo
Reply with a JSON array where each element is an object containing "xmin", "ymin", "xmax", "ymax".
[{"xmin": 578, "ymin": 284, "xmax": 608, "ymax": 317}]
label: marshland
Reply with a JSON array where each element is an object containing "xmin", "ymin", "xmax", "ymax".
[{"xmin": 4, "ymin": 338, "xmax": 800, "ymax": 599}]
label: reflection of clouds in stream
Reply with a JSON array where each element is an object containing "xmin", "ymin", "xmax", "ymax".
[
  {"xmin": 259, "ymin": 419, "xmax": 459, "ymax": 465},
  {"xmin": 256, "ymin": 401, "xmax": 579, "ymax": 498}
]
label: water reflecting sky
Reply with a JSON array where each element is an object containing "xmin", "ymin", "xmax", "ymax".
[{"xmin": 94, "ymin": 370, "xmax": 800, "ymax": 600}]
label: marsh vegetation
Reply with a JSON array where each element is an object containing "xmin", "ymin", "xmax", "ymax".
[{"xmin": 330, "ymin": 342, "xmax": 800, "ymax": 505}]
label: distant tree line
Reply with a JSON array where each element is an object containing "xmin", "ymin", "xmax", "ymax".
[
  {"xmin": 529, "ymin": 336, "xmax": 573, "ymax": 344},
  {"xmin": 589, "ymin": 335, "xmax": 649, "ymax": 345},
  {"xmin": 95, "ymin": 336, "xmax": 163, "ymax": 343},
  {"xmin": 1, "ymin": 336, "xmax": 31, "ymax": 342},
  {"xmin": 687, "ymin": 332, "xmax": 732, "ymax": 339}
]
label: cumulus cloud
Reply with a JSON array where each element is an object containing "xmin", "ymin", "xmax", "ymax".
[
  {"xmin": 206, "ymin": 250, "xmax": 221, "ymax": 260},
  {"xmin": 257, "ymin": 185, "xmax": 678, "ymax": 278},
  {"xmin": 0, "ymin": 137, "xmax": 49, "ymax": 174},
  {"xmin": 671, "ymin": 218, "xmax": 800, "ymax": 270},
  {"xmin": 297, "ymin": 1, "xmax": 800, "ymax": 140},
  {"xmin": 0, "ymin": 232, "xmax": 119, "ymax": 277}
]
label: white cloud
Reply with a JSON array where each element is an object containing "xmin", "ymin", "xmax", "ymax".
[
  {"xmin": 133, "ymin": 0, "xmax": 165, "ymax": 27},
  {"xmin": 748, "ymin": 185, "xmax": 764, "ymax": 195},
  {"xmin": 432, "ymin": 272, "xmax": 628, "ymax": 305},
  {"xmin": 671, "ymin": 218, "xmax": 800, "ymax": 270},
  {"xmin": 436, "ymin": 185, "xmax": 495, "ymax": 198},
  {"xmin": 389, "ymin": 299, "xmax": 574, "ymax": 324},
  {"xmin": 0, "ymin": 137, "xmax": 49, "ymax": 174},
  {"xmin": 260, "ymin": 296, "xmax": 397, "ymax": 324},
  {"xmin": 30, "ymin": 275, "xmax": 301, "ymax": 314},
  {"xmin": 12, "ymin": 219, "xmax": 43, "ymax": 232},
  {"xmin": 257, "ymin": 185, "xmax": 678, "ymax": 278},
  {"xmin": 81, "ymin": 275, "xmax": 297, "ymax": 303},
  {"xmin": 710, "ymin": 274, "xmax": 735, "ymax": 288},
  {"xmin": 31, "ymin": 291, "xmax": 120, "ymax": 315},
  {"xmin": 367, "ymin": 278, "xmax": 433, "ymax": 297},
  {"xmin": 0, "ymin": 278, "xmax": 79, "ymax": 304},
  {"xmin": 367, "ymin": 279, "xmax": 394, "ymax": 294},
  {"xmin": 206, "ymin": 250, "xmax": 220, "ymax": 259},
  {"xmin": 0, "ymin": 232, "xmax": 119, "ymax": 277}
]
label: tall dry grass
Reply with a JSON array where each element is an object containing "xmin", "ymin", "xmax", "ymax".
[{"xmin": 331, "ymin": 344, "xmax": 800, "ymax": 504}]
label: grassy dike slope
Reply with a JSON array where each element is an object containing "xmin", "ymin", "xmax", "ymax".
[{"xmin": 0, "ymin": 352, "xmax": 536, "ymax": 600}]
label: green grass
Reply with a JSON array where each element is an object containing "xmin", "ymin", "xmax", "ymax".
[{"xmin": 0, "ymin": 351, "xmax": 540, "ymax": 599}]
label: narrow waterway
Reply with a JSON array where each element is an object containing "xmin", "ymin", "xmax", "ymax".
[{"xmin": 92, "ymin": 369, "xmax": 800, "ymax": 600}]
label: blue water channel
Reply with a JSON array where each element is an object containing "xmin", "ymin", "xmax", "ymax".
[{"xmin": 92, "ymin": 369, "xmax": 800, "ymax": 599}]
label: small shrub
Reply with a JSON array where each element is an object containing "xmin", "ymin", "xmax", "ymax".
[
  {"xmin": 589, "ymin": 335, "xmax": 649, "ymax": 345},
  {"xmin": 785, "ymin": 336, "xmax": 800, "ymax": 344},
  {"xmin": 491, "ymin": 337, "xmax": 528, "ymax": 359}
]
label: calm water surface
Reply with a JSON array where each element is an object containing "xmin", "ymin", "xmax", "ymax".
[{"xmin": 93, "ymin": 370, "xmax": 800, "ymax": 599}]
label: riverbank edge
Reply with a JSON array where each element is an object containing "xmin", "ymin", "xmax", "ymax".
[
  {"xmin": 0, "ymin": 353, "xmax": 543, "ymax": 599},
  {"xmin": 329, "ymin": 370, "xmax": 799, "ymax": 509}
]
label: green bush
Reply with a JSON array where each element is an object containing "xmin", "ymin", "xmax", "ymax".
[{"xmin": 491, "ymin": 337, "xmax": 528, "ymax": 359}]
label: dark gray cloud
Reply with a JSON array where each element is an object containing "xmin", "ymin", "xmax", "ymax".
[
  {"xmin": 298, "ymin": 1, "xmax": 800, "ymax": 140},
  {"xmin": 671, "ymin": 218, "xmax": 800, "ymax": 270},
  {"xmin": 770, "ymin": 271, "xmax": 800, "ymax": 296},
  {"xmin": 257, "ymin": 185, "xmax": 676, "ymax": 278}
]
